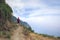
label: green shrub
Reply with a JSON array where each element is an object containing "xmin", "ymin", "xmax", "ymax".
[
  {"xmin": 57, "ymin": 37, "xmax": 60, "ymax": 39},
  {"xmin": 0, "ymin": 31, "xmax": 11, "ymax": 39}
]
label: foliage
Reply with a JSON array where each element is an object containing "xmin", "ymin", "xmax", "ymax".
[
  {"xmin": 39, "ymin": 34, "xmax": 55, "ymax": 38},
  {"xmin": 57, "ymin": 37, "xmax": 60, "ymax": 39},
  {"xmin": 0, "ymin": 0, "xmax": 13, "ymax": 27},
  {"xmin": 0, "ymin": 0, "xmax": 5, "ymax": 3},
  {"xmin": 0, "ymin": 31, "xmax": 11, "ymax": 39},
  {"xmin": 0, "ymin": 3, "xmax": 12, "ymax": 21},
  {"xmin": 27, "ymin": 26, "xmax": 34, "ymax": 32}
]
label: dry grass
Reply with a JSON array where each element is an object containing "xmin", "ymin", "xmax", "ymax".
[{"xmin": 0, "ymin": 21, "xmax": 60, "ymax": 40}]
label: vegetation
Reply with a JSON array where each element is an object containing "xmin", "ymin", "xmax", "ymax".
[
  {"xmin": 0, "ymin": 0, "xmax": 5, "ymax": 3},
  {"xmin": 0, "ymin": 0, "xmax": 12, "ymax": 27},
  {"xmin": 0, "ymin": 31, "xmax": 11, "ymax": 38},
  {"xmin": 57, "ymin": 37, "xmax": 60, "ymax": 39},
  {"xmin": 37, "ymin": 33, "xmax": 57, "ymax": 38},
  {"xmin": 0, "ymin": 0, "xmax": 60, "ymax": 40},
  {"xmin": 0, "ymin": 0, "xmax": 12, "ymax": 39},
  {"xmin": 0, "ymin": 4, "xmax": 12, "ymax": 21},
  {"xmin": 12, "ymin": 16, "xmax": 34, "ymax": 33}
]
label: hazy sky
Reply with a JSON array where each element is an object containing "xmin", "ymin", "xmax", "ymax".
[{"xmin": 6, "ymin": 0, "xmax": 60, "ymax": 36}]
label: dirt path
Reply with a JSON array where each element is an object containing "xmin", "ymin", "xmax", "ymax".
[{"xmin": 11, "ymin": 24, "xmax": 26, "ymax": 40}]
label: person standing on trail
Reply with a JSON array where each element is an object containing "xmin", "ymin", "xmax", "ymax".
[{"xmin": 17, "ymin": 17, "xmax": 20, "ymax": 23}]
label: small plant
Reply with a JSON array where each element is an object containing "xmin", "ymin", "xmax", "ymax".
[
  {"xmin": 57, "ymin": 37, "xmax": 60, "ymax": 39},
  {"xmin": 0, "ymin": 31, "xmax": 6, "ymax": 36},
  {"xmin": 0, "ymin": 31, "xmax": 11, "ymax": 39}
]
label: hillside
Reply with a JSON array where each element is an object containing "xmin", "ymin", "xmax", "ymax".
[
  {"xmin": 10, "ymin": 24, "xmax": 60, "ymax": 40},
  {"xmin": 0, "ymin": 0, "xmax": 60, "ymax": 40},
  {"xmin": 0, "ymin": 21, "xmax": 60, "ymax": 40}
]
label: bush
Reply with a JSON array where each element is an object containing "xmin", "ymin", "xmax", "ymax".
[
  {"xmin": 0, "ymin": 31, "xmax": 11, "ymax": 39},
  {"xmin": 57, "ymin": 37, "xmax": 60, "ymax": 39}
]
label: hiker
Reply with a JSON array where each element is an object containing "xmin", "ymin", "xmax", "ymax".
[{"xmin": 17, "ymin": 17, "xmax": 20, "ymax": 23}]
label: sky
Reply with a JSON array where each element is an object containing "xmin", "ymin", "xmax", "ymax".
[{"xmin": 6, "ymin": 0, "xmax": 60, "ymax": 36}]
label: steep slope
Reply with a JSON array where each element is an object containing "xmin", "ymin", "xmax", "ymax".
[
  {"xmin": 11, "ymin": 17, "xmax": 60, "ymax": 40},
  {"xmin": 11, "ymin": 24, "xmax": 27, "ymax": 40},
  {"xmin": 0, "ymin": 21, "xmax": 60, "ymax": 40},
  {"xmin": 12, "ymin": 16, "xmax": 34, "ymax": 32},
  {"xmin": 10, "ymin": 24, "xmax": 60, "ymax": 40},
  {"xmin": 0, "ymin": 0, "xmax": 60, "ymax": 40},
  {"xmin": 0, "ymin": 0, "xmax": 12, "ymax": 28},
  {"xmin": 12, "ymin": 16, "xmax": 31, "ymax": 29}
]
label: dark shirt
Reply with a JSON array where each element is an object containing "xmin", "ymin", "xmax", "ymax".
[{"xmin": 17, "ymin": 18, "xmax": 20, "ymax": 23}]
